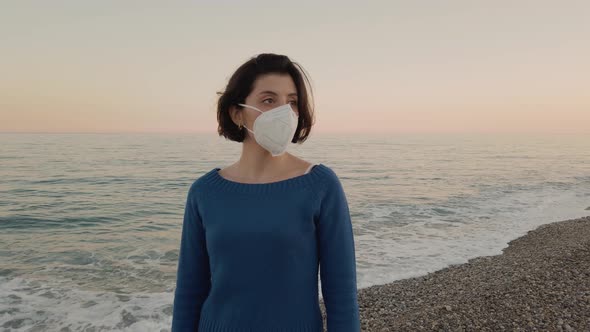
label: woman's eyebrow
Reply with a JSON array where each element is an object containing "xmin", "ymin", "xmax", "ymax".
[{"xmin": 257, "ymin": 90, "xmax": 298, "ymax": 97}]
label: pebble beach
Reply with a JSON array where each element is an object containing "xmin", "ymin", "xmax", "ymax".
[{"xmin": 320, "ymin": 215, "xmax": 590, "ymax": 331}]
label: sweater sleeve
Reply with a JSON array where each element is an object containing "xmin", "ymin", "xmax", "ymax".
[
  {"xmin": 317, "ymin": 169, "xmax": 361, "ymax": 332},
  {"xmin": 171, "ymin": 184, "xmax": 211, "ymax": 331}
]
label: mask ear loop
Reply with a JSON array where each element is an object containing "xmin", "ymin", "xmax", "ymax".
[
  {"xmin": 236, "ymin": 104, "xmax": 257, "ymax": 134},
  {"xmin": 238, "ymin": 103, "xmax": 263, "ymax": 114}
]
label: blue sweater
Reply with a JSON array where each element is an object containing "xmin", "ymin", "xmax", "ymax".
[{"xmin": 171, "ymin": 163, "xmax": 361, "ymax": 331}]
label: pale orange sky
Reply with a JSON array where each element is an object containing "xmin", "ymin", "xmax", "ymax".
[{"xmin": 1, "ymin": 1, "xmax": 589, "ymax": 134}]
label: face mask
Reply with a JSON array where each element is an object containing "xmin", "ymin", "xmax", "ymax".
[{"xmin": 238, "ymin": 103, "xmax": 299, "ymax": 156}]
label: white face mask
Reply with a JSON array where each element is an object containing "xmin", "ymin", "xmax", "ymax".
[{"xmin": 238, "ymin": 103, "xmax": 299, "ymax": 156}]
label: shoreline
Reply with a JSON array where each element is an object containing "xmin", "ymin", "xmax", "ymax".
[{"xmin": 320, "ymin": 215, "xmax": 590, "ymax": 331}]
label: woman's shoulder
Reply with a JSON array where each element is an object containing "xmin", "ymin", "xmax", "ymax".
[
  {"xmin": 185, "ymin": 167, "xmax": 219, "ymax": 195},
  {"xmin": 307, "ymin": 163, "xmax": 346, "ymax": 198},
  {"xmin": 313, "ymin": 163, "xmax": 341, "ymax": 181}
]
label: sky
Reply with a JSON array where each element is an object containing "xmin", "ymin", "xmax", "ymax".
[{"xmin": 1, "ymin": 0, "xmax": 589, "ymax": 134}]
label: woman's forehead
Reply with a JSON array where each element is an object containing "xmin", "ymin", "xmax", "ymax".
[{"xmin": 252, "ymin": 74, "xmax": 297, "ymax": 95}]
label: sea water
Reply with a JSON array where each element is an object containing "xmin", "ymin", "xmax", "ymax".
[{"xmin": 1, "ymin": 132, "xmax": 588, "ymax": 330}]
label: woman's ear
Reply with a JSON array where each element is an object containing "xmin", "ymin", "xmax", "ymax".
[{"xmin": 229, "ymin": 105, "xmax": 242, "ymax": 127}]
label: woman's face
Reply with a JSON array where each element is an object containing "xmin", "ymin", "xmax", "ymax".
[{"xmin": 239, "ymin": 73, "xmax": 299, "ymax": 130}]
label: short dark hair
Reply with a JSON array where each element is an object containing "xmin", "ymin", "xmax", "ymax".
[{"xmin": 216, "ymin": 53, "xmax": 315, "ymax": 143}]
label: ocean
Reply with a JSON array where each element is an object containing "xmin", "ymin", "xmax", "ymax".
[{"xmin": 1, "ymin": 132, "xmax": 588, "ymax": 331}]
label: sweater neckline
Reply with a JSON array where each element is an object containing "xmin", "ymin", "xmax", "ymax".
[{"xmin": 202, "ymin": 163, "xmax": 326, "ymax": 194}]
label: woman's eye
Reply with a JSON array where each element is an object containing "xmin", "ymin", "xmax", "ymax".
[{"xmin": 262, "ymin": 98, "xmax": 297, "ymax": 106}]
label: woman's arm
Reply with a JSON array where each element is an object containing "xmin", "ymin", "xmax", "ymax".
[
  {"xmin": 171, "ymin": 184, "xmax": 211, "ymax": 331},
  {"xmin": 317, "ymin": 169, "xmax": 361, "ymax": 332}
]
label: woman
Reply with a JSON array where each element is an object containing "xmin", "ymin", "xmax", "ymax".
[{"xmin": 171, "ymin": 53, "xmax": 361, "ymax": 331}]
